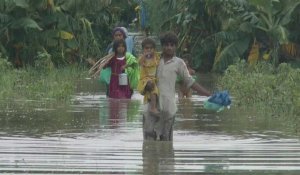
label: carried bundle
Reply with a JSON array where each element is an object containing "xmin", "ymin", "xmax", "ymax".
[
  {"xmin": 204, "ymin": 90, "xmax": 232, "ymax": 112},
  {"xmin": 88, "ymin": 53, "xmax": 114, "ymax": 78}
]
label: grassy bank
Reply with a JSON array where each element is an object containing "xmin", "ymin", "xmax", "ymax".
[
  {"xmin": 0, "ymin": 58, "xmax": 88, "ymax": 101},
  {"xmin": 217, "ymin": 60, "xmax": 300, "ymax": 117}
]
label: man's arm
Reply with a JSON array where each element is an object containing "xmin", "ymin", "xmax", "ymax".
[{"xmin": 191, "ymin": 82, "xmax": 211, "ymax": 96}]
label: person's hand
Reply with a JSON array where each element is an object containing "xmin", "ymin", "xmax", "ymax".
[
  {"xmin": 189, "ymin": 69, "xmax": 195, "ymax": 75},
  {"xmin": 145, "ymin": 81, "xmax": 154, "ymax": 91}
]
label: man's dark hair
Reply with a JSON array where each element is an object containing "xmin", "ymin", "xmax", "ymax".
[
  {"xmin": 160, "ymin": 31, "xmax": 178, "ymax": 46},
  {"xmin": 142, "ymin": 37, "xmax": 156, "ymax": 49},
  {"xmin": 112, "ymin": 39, "xmax": 127, "ymax": 53}
]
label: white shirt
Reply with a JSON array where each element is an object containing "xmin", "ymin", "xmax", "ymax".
[{"xmin": 156, "ymin": 56, "xmax": 195, "ymax": 117}]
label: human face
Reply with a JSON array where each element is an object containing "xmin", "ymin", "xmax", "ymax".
[
  {"xmin": 113, "ymin": 31, "xmax": 124, "ymax": 41},
  {"xmin": 143, "ymin": 44, "xmax": 155, "ymax": 58},
  {"xmin": 162, "ymin": 42, "xmax": 176, "ymax": 58},
  {"xmin": 116, "ymin": 43, "xmax": 126, "ymax": 55}
]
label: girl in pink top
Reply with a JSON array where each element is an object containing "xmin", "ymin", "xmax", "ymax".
[{"xmin": 105, "ymin": 40, "xmax": 133, "ymax": 99}]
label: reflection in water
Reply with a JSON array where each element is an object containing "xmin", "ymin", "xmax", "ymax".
[
  {"xmin": 105, "ymin": 99, "xmax": 128, "ymax": 128},
  {"xmin": 1, "ymin": 80, "xmax": 300, "ymax": 174},
  {"xmin": 142, "ymin": 141, "xmax": 174, "ymax": 175},
  {"xmin": 109, "ymin": 99, "xmax": 128, "ymax": 128},
  {"xmin": 99, "ymin": 97, "xmax": 141, "ymax": 129},
  {"xmin": 178, "ymin": 98, "xmax": 195, "ymax": 118}
]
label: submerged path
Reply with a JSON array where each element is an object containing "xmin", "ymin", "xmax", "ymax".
[{"xmin": 1, "ymin": 79, "xmax": 300, "ymax": 174}]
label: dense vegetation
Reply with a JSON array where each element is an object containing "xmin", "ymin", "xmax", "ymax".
[
  {"xmin": 1, "ymin": 0, "xmax": 300, "ymax": 70},
  {"xmin": 217, "ymin": 61, "xmax": 300, "ymax": 115},
  {"xmin": 147, "ymin": 0, "xmax": 300, "ymax": 72},
  {"xmin": 0, "ymin": 0, "xmax": 137, "ymax": 101},
  {"xmin": 0, "ymin": 0, "xmax": 137, "ymax": 67},
  {"xmin": 0, "ymin": 0, "xmax": 299, "ymax": 118},
  {"xmin": 146, "ymin": 0, "xmax": 300, "ymax": 119}
]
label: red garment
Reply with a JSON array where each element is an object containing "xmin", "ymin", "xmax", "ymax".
[{"xmin": 107, "ymin": 56, "xmax": 133, "ymax": 99}]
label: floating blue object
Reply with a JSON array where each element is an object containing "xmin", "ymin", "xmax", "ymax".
[
  {"xmin": 208, "ymin": 91, "xmax": 231, "ymax": 106},
  {"xmin": 204, "ymin": 91, "xmax": 232, "ymax": 112}
]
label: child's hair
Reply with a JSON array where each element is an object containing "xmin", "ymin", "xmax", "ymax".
[
  {"xmin": 142, "ymin": 38, "xmax": 156, "ymax": 49},
  {"xmin": 160, "ymin": 31, "xmax": 178, "ymax": 46},
  {"xmin": 112, "ymin": 39, "xmax": 127, "ymax": 53}
]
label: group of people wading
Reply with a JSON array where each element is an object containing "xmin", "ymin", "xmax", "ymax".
[{"xmin": 91, "ymin": 27, "xmax": 211, "ymax": 141}]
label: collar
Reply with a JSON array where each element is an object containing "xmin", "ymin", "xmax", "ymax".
[
  {"xmin": 116, "ymin": 56, "xmax": 125, "ymax": 60},
  {"xmin": 162, "ymin": 56, "xmax": 176, "ymax": 64}
]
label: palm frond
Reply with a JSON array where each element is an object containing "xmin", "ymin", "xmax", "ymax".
[{"xmin": 213, "ymin": 36, "xmax": 251, "ymax": 71}]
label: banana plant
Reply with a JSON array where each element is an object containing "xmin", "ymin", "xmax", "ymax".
[
  {"xmin": 201, "ymin": 0, "xmax": 300, "ymax": 71},
  {"xmin": 0, "ymin": 0, "xmax": 44, "ymax": 66},
  {"xmin": 0, "ymin": 0, "xmax": 114, "ymax": 67},
  {"xmin": 247, "ymin": 0, "xmax": 300, "ymax": 66},
  {"xmin": 146, "ymin": 0, "xmax": 251, "ymax": 71}
]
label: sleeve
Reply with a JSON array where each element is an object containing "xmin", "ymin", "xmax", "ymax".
[
  {"xmin": 178, "ymin": 59, "xmax": 195, "ymax": 88},
  {"xmin": 125, "ymin": 52, "xmax": 140, "ymax": 89}
]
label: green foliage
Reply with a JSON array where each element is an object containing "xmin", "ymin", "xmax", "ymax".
[
  {"xmin": 146, "ymin": 0, "xmax": 300, "ymax": 72},
  {"xmin": 217, "ymin": 60, "xmax": 300, "ymax": 116},
  {"xmin": 0, "ymin": 53, "xmax": 12, "ymax": 71},
  {"xmin": 0, "ymin": 0, "xmax": 121, "ymax": 67},
  {"xmin": 34, "ymin": 51, "xmax": 54, "ymax": 71},
  {"xmin": 0, "ymin": 65, "xmax": 87, "ymax": 101},
  {"xmin": 0, "ymin": 54, "xmax": 15, "ymax": 98}
]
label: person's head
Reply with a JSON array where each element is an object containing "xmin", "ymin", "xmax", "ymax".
[
  {"xmin": 113, "ymin": 39, "xmax": 127, "ymax": 55},
  {"xmin": 112, "ymin": 27, "xmax": 127, "ymax": 41},
  {"xmin": 142, "ymin": 38, "xmax": 156, "ymax": 57},
  {"xmin": 160, "ymin": 31, "xmax": 178, "ymax": 46},
  {"xmin": 160, "ymin": 31, "xmax": 178, "ymax": 57},
  {"xmin": 120, "ymin": 27, "xmax": 129, "ymax": 38}
]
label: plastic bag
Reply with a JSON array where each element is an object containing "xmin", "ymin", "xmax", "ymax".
[
  {"xmin": 203, "ymin": 100, "xmax": 225, "ymax": 112},
  {"xmin": 208, "ymin": 90, "xmax": 231, "ymax": 106},
  {"xmin": 204, "ymin": 90, "xmax": 231, "ymax": 112},
  {"xmin": 99, "ymin": 67, "xmax": 111, "ymax": 85}
]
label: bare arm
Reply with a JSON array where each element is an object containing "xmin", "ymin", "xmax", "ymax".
[
  {"xmin": 191, "ymin": 82, "xmax": 211, "ymax": 96},
  {"xmin": 178, "ymin": 59, "xmax": 211, "ymax": 96}
]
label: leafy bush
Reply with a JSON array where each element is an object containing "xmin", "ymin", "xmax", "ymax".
[
  {"xmin": 0, "ymin": 54, "xmax": 16, "ymax": 98},
  {"xmin": 0, "ymin": 53, "xmax": 12, "ymax": 71},
  {"xmin": 217, "ymin": 60, "xmax": 300, "ymax": 116}
]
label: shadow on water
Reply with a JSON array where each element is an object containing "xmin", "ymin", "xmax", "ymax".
[{"xmin": 0, "ymin": 76, "xmax": 300, "ymax": 174}]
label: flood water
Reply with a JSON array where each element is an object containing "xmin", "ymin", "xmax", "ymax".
[{"xmin": 1, "ymin": 77, "xmax": 300, "ymax": 175}]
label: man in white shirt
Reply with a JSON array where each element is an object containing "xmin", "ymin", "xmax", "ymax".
[{"xmin": 143, "ymin": 31, "xmax": 211, "ymax": 141}]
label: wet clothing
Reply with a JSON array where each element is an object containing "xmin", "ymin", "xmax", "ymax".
[
  {"xmin": 107, "ymin": 56, "xmax": 132, "ymax": 99},
  {"xmin": 100, "ymin": 52, "xmax": 139, "ymax": 98},
  {"xmin": 143, "ymin": 56, "xmax": 195, "ymax": 141},
  {"xmin": 106, "ymin": 54, "xmax": 139, "ymax": 99},
  {"xmin": 137, "ymin": 54, "xmax": 160, "ymax": 103},
  {"xmin": 178, "ymin": 68, "xmax": 196, "ymax": 98}
]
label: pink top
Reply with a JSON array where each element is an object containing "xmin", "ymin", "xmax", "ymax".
[{"xmin": 107, "ymin": 56, "xmax": 133, "ymax": 99}]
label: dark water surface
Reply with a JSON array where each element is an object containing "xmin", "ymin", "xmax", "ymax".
[{"xmin": 0, "ymin": 77, "xmax": 300, "ymax": 174}]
